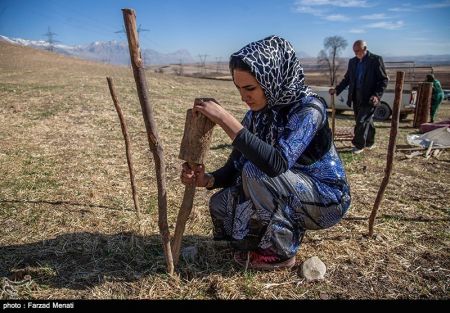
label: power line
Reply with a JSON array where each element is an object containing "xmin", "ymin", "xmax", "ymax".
[
  {"xmin": 114, "ymin": 24, "xmax": 150, "ymax": 65},
  {"xmin": 115, "ymin": 24, "xmax": 149, "ymax": 36}
]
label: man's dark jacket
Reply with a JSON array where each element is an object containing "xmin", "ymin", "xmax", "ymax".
[{"xmin": 336, "ymin": 51, "xmax": 389, "ymax": 107}]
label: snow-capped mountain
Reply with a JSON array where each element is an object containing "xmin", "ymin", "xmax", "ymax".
[{"xmin": 0, "ymin": 35, "xmax": 195, "ymax": 65}]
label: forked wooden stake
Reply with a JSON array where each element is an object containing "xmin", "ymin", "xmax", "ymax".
[
  {"xmin": 368, "ymin": 71, "xmax": 405, "ymax": 237},
  {"xmin": 172, "ymin": 106, "xmax": 216, "ymax": 267}
]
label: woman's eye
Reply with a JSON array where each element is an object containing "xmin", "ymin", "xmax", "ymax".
[{"xmin": 245, "ymin": 87, "xmax": 256, "ymax": 91}]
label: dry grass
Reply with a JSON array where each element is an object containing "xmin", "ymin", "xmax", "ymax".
[{"xmin": 0, "ymin": 42, "xmax": 449, "ymax": 299}]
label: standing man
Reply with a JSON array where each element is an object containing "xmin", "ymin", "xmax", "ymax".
[{"xmin": 329, "ymin": 40, "xmax": 388, "ymax": 154}]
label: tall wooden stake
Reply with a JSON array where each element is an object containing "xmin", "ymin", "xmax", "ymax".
[
  {"xmin": 106, "ymin": 77, "xmax": 141, "ymax": 219},
  {"xmin": 331, "ymin": 93, "xmax": 336, "ymax": 138},
  {"xmin": 172, "ymin": 107, "xmax": 215, "ymax": 267},
  {"xmin": 368, "ymin": 71, "xmax": 405, "ymax": 237},
  {"xmin": 122, "ymin": 8, "xmax": 174, "ymax": 275},
  {"xmin": 413, "ymin": 82, "xmax": 432, "ymax": 128}
]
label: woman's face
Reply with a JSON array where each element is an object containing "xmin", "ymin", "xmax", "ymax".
[{"xmin": 233, "ymin": 69, "xmax": 267, "ymax": 111}]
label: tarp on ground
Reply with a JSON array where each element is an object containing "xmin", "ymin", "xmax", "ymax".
[{"xmin": 407, "ymin": 126, "xmax": 450, "ymax": 148}]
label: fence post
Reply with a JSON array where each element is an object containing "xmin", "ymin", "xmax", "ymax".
[
  {"xmin": 413, "ymin": 82, "xmax": 432, "ymax": 128},
  {"xmin": 122, "ymin": 8, "xmax": 174, "ymax": 275},
  {"xmin": 368, "ymin": 71, "xmax": 404, "ymax": 236}
]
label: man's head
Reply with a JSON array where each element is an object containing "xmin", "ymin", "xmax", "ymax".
[
  {"xmin": 353, "ymin": 40, "xmax": 367, "ymax": 60},
  {"xmin": 426, "ymin": 74, "xmax": 435, "ymax": 82}
]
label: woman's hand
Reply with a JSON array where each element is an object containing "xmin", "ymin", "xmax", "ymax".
[
  {"xmin": 180, "ymin": 162, "xmax": 211, "ymax": 187},
  {"xmin": 193, "ymin": 98, "xmax": 244, "ymax": 140},
  {"xmin": 193, "ymin": 98, "xmax": 227, "ymax": 125}
]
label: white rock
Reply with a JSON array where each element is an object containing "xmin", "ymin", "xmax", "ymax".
[
  {"xmin": 301, "ymin": 256, "xmax": 326, "ymax": 282},
  {"xmin": 181, "ymin": 246, "xmax": 198, "ymax": 263}
]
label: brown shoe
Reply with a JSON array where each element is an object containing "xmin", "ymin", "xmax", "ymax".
[{"xmin": 234, "ymin": 251, "xmax": 296, "ymax": 271}]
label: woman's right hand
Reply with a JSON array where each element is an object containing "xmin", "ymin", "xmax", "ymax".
[{"xmin": 180, "ymin": 162, "xmax": 211, "ymax": 187}]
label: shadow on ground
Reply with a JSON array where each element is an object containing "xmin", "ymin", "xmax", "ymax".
[{"xmin": 0, "ymin": 232, "xmax": 235, "ymax": 291}]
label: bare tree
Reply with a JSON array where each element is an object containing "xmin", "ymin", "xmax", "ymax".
[{"xmin": 317, "ymin": 36, "xmax": 348, "ymax": 86}]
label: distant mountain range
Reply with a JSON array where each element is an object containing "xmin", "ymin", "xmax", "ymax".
[
  {"xmin": 0, "ymin": 35, "xmax": 195, "ymax": 65},
  {"xmin": 2, "ymin": 35, "xmax": 450, "ymax": 66}
]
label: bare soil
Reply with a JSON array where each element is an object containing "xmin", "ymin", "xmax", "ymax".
[{"xmin": 0, "ymin": 42, "xmax": 449, "ymax": 299}]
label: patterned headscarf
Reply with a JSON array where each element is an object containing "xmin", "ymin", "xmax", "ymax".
[
  {"xmin": 231, "ymin": 35, "xmax": 314, "ymax": 109},
  {"xmin": 231, "ymin": 35, "xmax": 316, "ymax": 144}
]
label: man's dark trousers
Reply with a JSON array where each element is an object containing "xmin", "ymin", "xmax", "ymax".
[{"xmin": 352, "ymin": 88, "xmax": 376, "ymax": 149}]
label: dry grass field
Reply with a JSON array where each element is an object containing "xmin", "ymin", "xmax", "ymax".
[
  {"xmin": 0, "ymin": 42, "xmax": 449, "ymax": 299},
  {"xmin": 151, "ymin": 59, "xmax": 450, "ymax": 90}
]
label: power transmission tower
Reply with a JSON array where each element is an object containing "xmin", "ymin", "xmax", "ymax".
[
  {"xmin": 178, "ymin": 58, "xmax": 184, "ymax": 76},
  {"xmin": 215, "ymin": 57, "xmax": 222, "ymax": 73},
  {"xmin": 198, "ymin": 54, "xmax": 208, "ymax": 75},
  {"xmin": 43, "ymin": 27, "xmax": 59, "ymax": 52}
]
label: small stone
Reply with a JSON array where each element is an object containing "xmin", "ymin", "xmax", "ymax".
[
  {"xmin": 181, "ymin": 246, "xmax": 198, "ymax": 263},
  {"xmin": 301, "ymin": 256, "xmax": 326, "ymax": 282}
]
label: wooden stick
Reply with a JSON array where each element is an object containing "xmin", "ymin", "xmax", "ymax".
[
  {"xmin": 331, "ymin": 93, "xmax": 336, "ymax": 138},
  {"xmin": 368, "ymin": 71, "xmax": 405, "ymax": 237},
  {"xmin": 106, "ymin": 77, "xmax": 141, "ymax": 218},
  {"xmin": 425, "ymin": 141, "xmax": 434, "ymax": 159},
  {"xmin": 172, "ymin": 182, "xmax": 196, "ymax": 267},
  {"xmin": 122, "ymin": 8, "xmax": 174, "ymax": 275},
  {"xmin": 412, "ymin": 84, "xmax": 421, "ymax": 128},
  {"xmin": 413, "ymin": 82, "xmax": 432, "ymax": 128},
  {"xmin": 172, "ymin": 107, "xmax": 215, "ymax": 267}
]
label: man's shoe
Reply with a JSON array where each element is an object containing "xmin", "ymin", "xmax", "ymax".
[
  {"xmin": 351, "ymin": 147, "xmax": 364, "ymax": 154},
  {"xmin": 366, "ymin": 144, "xmax": 376, "ymax": 150},
  {"xmin": 234, "ymin": 251, "xmax": 296, "ymax": 271}
]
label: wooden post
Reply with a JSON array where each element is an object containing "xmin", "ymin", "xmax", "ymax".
[
  {"xmin": 122, "ymin": 8, "xmax": 174, "ymax": 275},
  {"xmin": 331, "ymin": 93, "xmax": 336, "ymax": 138},
  {"xmin": 368, "ymin": 71, "xmax": 405, "ymax": 237},
  {"xmin": 172, "ymin": 107, "xmax": 216, "ymax": 267},
  {"xmin": 413, "ymin": 82, "xmax": 432, "ymax": 128},
  {"xmin": 412, "ymin": 84, "xmax": 421, "ymax": 127},
  {"xmin": 106, "ymin": 77, "xmax": 141, "ymax": 218}
]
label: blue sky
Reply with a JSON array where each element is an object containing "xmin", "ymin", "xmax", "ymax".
[{"xmin": 0, "ymin": 0, "xmax": 449, "ymax": 59}]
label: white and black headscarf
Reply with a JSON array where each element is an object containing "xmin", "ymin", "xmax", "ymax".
[
  {"xmin": 231, "ymin": 35, "xmax": 316, "ymax": 144},
  {"xmin": 231, "ymin": 35, "xmax": 314, "ymax": 109}
]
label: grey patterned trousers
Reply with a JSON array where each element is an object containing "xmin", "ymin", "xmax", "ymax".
[{"xmin": 209, "ymin": 162, "xmax": 350, "ymax": 258}]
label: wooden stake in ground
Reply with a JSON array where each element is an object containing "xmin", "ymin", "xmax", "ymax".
[
  {"xmin": 331, "ymin": 92, "xmax": 336, "ymax": 138},
  {"xmin": 413, "ymin": 82, "xmax": 432, "ymax": 128},
  {"xmin": 172, "ymin": 105, "xmax": 216, "ymax": 267},
  {"xmin": 106, "ymin": 77, "xmax": 141, "ymax": 218},
  {"xmin": 368, "ymin": 71, "xmax": 405, "ymax": 237},
  {"xmin": 122, "ymin": 8, "xmax": 174, "ymax": 275}
]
